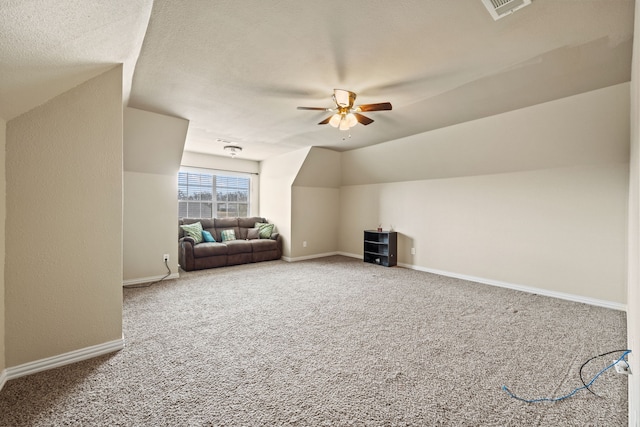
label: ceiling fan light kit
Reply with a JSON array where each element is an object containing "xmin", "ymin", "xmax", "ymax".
[
  {"xmin": 298, "ymin": 89, "xmax": 392, "ymax": 132},
  {"xmin": 329, "ymin": 112, "xmax": 358, "ymax": 130},
  {"xmin": 329, "ymin": 113, "xmax": 342, "ymax": 127}
]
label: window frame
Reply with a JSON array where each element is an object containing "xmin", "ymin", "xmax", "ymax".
[{"xmin": 178, "ymin": 167, "xmax": 252, "ymax": 219}]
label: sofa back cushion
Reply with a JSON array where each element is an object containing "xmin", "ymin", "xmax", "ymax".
[
  {"xmin": 214, "ymin": 217, "xmax": 239, "ymax": 228},
  {"xmin": 180, "ymin": 217, "xmax": 270, "ymax": 242},
  {"xmin": 238, "ymin": 217, "xmax": 265, "ymax": 228},
  {"xmin": 213, "ymin": 218, "xmax": 238, "ymax": 241},
  {"xmin": 237, "ymin": 216, "xmax": 266, "ymax": 239}
]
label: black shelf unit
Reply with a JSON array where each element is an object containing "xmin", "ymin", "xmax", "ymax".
[{"xmin": 363, "ymin": 230, "xmax": 397, "ymax": 267}]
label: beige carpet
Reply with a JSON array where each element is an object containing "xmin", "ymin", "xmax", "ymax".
[{"xmin": 0, "ymin": 256, "xmax": 629, "ymax": 426}]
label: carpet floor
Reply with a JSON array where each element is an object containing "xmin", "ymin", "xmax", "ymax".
[{"xmin": 0, "ymin": 256, "xmax": 629, "ymax": 426}]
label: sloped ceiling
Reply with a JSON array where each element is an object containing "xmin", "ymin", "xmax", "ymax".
[
  {"xmin": 0, "ymin": 1, "xmax": 635, "ymax": 161},
  {"xmin": 0, "ymin": 0, "xmax": 152, "ymax": 120}
]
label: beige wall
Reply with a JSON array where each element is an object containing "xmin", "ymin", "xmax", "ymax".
[
  {"xmin": 123, "ymin": 108, "xmax": 188, "ymax": 284},
  {"xmin": 340, "ymin": 84, "xmax": 629, "ymax": 306},
  {"xmin": 181, "ymin": 151, "xmax": 259, "ymax": 175},
  {"xmin": 340, "ymin": 164, "xmax": 628, "ymax": 303},
  {"xmin": 291, "ymin": 187, "xmax": 340, "ymax": 258},
  {"xmin": 5, "ymin": 66, "xmax": 123, "ymax": 366},
  {"xmin": 293, "ymin": 147, "xmax": 341, "ymax": 188},
  {"xmin": 628, "ymin": 1, "xmax": 640, "ymax": 422},
  {"xmin": 123, "ymin": 172, "xmax": 180, "ymax": 283},
  {"xmin": 0, "ymin": 118, "xmax": 6, "ymax": 376},
  {"xmin": 124, "ymin": 107, "xmax": 188, "ymax": 175},
  {"xmin": 342, "ymin": 84, "xmax": 629, "ymax": 186},
  {"xmin": 289, "ymin": 147, "xmax": 342, "ymax": 259},
  {"xmin": 259, "ymin": 148, "xmax": 311, "ymax": 258}
]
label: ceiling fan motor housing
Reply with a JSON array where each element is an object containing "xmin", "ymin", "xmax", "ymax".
[{"xmin": 333, "ymin": 89, "xmax": 357, "ymax": 108}]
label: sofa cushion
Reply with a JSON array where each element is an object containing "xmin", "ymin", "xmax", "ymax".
[
  {"xmin": 255, "ymin": 222, "xmax": 275, "ymax": 239},
  {"xmin": 202, "ymin": 230, "xmax": 215, "ymax": 242},
  {"xmin": 227, "ymin": 252, "xmax": 252, "ymax": 266},
  {"xmin": 200, "ymin": 219, "xmax": 215, "ymax": 229},
  {"xmin": 225, "ymin": 240, "xmax": 253, "ymax": 255},
  {"xmin": 247, "ymin": 228, "xmax": 260, "ymax": 240},
  {"xmin": 250, "ymin": 238, "xmax": 278, "ymax": 253},
  {"xmin": 239, "ymin": 216, "xmax": 265, "ymax": 228},
  {"xmin": 193, "ymin": 242, "xmax": 228, "ymax": 257},
  {"xmin": 180, "ymin": 222, "xmax": 204, "ymax": 244},
  {"xmin": 252, "ymin": 249, "xmax": 279, "ymax": 263},
  {"xmin": 220, "ymin": 229, "xmax": 236, "ymax": 242},
  {"xmin": 214, "ymin": 217, "xmax": 239, "ymax": 228},
  {"xmin": 195, "ymin": 255, "xmax": 228, "ymax": 269}
]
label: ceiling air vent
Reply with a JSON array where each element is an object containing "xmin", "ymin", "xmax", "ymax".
[{"xmin": 481, "ymin": 0, "xmax": 531, "ymax": 20}]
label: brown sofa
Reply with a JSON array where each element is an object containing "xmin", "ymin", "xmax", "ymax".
[{"xmin": 178, "ymin": 217, "xmax": 282, "ymax": 271}]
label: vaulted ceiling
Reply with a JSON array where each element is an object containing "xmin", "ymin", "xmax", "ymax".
[{"xmin": 0, "ymin": 0, "xmax": 635, "ymax": 161}]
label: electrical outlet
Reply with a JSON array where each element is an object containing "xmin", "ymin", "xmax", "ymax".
[
  {"xmin": 411, "ymin": 247, "xmax": 416, "ymax": 255},
  {"xmin": 303, "ymin": 241, "xmax": 307, "ymax": 248},
  {"xmin": 163, "ymin": 254, "xmax": 169, "ymax": 262},
  {"xmin": 613, "ymin": 359, "xmax": 631, "ymax": 375}
]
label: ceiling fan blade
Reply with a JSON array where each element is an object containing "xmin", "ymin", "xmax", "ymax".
[
  {"xmin": 297, "ymin": 106, "xmax": 332, "ymax": 111},
  {"xmin": 357, "ymin": 102, "xmax": 392, "ymax": 112},
  {"xmin": 318, "ymin": 116, "xmax": 332, "ymax": 125},
  {"xmin": 354, "ymin": 113, "xmax": 374, "ymax": 125}
]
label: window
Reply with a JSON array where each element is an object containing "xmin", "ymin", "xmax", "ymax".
[{"xmin": 178, "ymin": 170, "xmax": 250, "ymax": 219}]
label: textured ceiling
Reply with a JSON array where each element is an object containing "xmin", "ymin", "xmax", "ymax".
[
  {"xmin": 0, "ymin": 0, "xmax": 635, "ymax": 161},
  {"xmin": 0, "ymin": 0, "xmax": 152, "ymax": 120}
]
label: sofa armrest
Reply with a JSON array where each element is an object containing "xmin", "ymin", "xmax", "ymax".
[
  {"xmin": 182, "ymin": 236, "xmax": 196, "ymax": 246},
  {"xmin": 178, "ymin": 237, "xmax": 196, "ymax": 271},
  {"xmin": 272, "ymin": 233, "xmax": 283, "ymax": 258}
]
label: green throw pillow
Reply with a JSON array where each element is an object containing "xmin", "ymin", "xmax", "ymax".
[
  {"xmin": 180, "ymin": 222, "xmax": 204, "ymax": 244},
  {"xmin": 254, "ymin": 222, "xmax": 274, "ymax": 239},
  {"xmin": 220, "ymin": 229, "xmax": 236, "ymax": 242}
]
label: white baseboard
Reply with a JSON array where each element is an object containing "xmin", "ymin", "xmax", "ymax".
[
  {"xmin": 122, "ymin": 272, "xmax": 179, "ymax": 287},
  {"xmin": 398, "ymin": 262, "xmax": 626, "ymax": 311},
  {"xmin": 0, "ymin": 369, "xmax": 6, "ymax": 391},
  {"xmin": 337, "ymin": 251, "xmax": 361, "ymax": 260},
  {"xmin": 282, "ymin": 252, "xmax": 339, "ymax": 262},
  {"xmin": 323, "ymin": 253, "xmax": 625, "ymax": 310},
  {"xmin": 3, "ymin": 337, "xmax": 125, "ymax": 384}
]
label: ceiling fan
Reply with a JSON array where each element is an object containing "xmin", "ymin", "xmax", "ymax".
[{"xmin": 297, "ymin": 89, "xmax": 392, "ymax": 131}]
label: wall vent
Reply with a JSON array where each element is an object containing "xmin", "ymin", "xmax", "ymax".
[{"xmin": 481, "ymin": 0, "xmax": 531, "ymax": 20}]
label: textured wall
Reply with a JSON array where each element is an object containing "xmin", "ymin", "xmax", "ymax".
[
  {"xmin": 123, "ymin": 171, "xmax": 180, "ymax": 282},
  {"xmin": 122, "ymin": 108, "xmax": 189, "ymax": 283},
  {"xmin": 340, "ymin": 164, "xmax": 628, "ymax": 304},
  {"xmin": 339, "ymin": 84, "xmax": 629, "ymax": 306},
  {"xmin": 291, "ymin": 186, "xmax": 340, "ymax": 258},
  {"xmin": 5, "ymin": 66, "xmax": 123, "ymax": 366},
  {"xmin": 181, "ymin": 151, "xmax": 259, "ymax": 175},
  {"xmin": 0, "ymin": 118, "xmax": 5, "ymax": 375},
  {"xmin": 342, "ymin": 84, "xmax": 629, "ymax": 186},
  {"xmin": 293, "ymin": 147, "xmax": 341, "ymax": 188},
  {"xmin": 123, "ymin": 107, "xmax": 188, "ymax": 175},
  {"xmin": 259, "ymin": 148, "xmax": 310, "ymax": 258},
  {"xmin": 627, "ymin": 1, "xmax": 640, "ymax": 422},
  {"xmin": 290, "ymin": 148, "xmax": 342, "ymax": 259}
]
